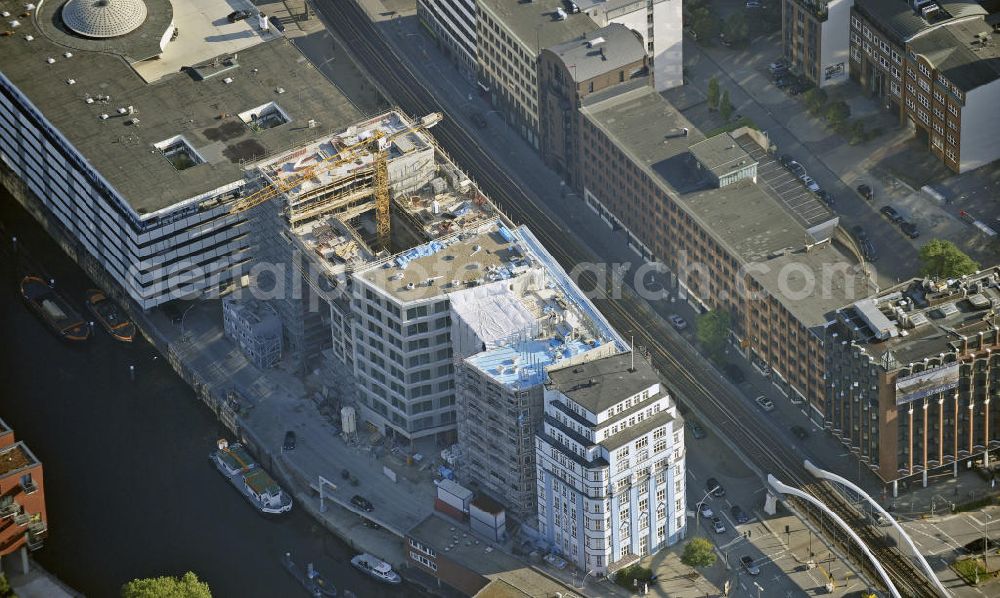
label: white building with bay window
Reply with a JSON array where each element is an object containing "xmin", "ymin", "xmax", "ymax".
[{"xmin": 535, "ymin": 352, "xmax": 686, "ymax": 574}]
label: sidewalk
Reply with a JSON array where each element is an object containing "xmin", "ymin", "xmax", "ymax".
[{"xmin": 2, "ymin": 557, "xmax": 81, "ymax": 598}]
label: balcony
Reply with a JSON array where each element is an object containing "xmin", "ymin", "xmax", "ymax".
[
  {"xmin": 0, "ymin": 499, "xmax": 19, "ymax": 519},
  {"xmin": 20, "ymin": 478, "xmax": 37, "ymax": 495},
  {"xmin": 26, "ymin": 521, "xmax": 46, "ymax": 551}
]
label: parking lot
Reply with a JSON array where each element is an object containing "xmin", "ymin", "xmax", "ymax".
[{"xmin": 736, "ymin": 135, "xmax": 833, "ymax": 227}]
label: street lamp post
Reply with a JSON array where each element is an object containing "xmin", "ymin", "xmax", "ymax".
[
  {"xmin": 695, "ymin": 485, "xmax": 720, "ymax": 534},
  {"xmin": 984, "ymin": 513, "xmax": 993, "ymax": 567}
]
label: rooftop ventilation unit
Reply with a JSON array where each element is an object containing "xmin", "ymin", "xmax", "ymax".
[
  {"xmin": 587, "ymin": 37, "xmax": 605, "ymax": 48},
  {"xmin": 554, "ymin": 7, "xmax": 567, "ymax": 20}
]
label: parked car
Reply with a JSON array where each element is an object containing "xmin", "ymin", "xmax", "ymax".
[
  {"xmin": 684, "ymin": 26, "xmax": 698, "ymax": 41},
  {"xmin": 668, "ymin": 314, "xmax": 688, "ymax": 330},
  {"xmin": 755, "ymin": 395, "xmax": 775, "ymax": 412},
  {"xmin": 880, "ymin": 205, "xmax": 904, "ymax": 224},
  {"xmin": 719, "ymin": 33, "xmax": 733, "ymax": 47},
  {"xmin": 856, "ymin": 183, "xmax": 874, "ymax": 201},
  {"xmin": 850, "ymin": 224, "xmax": 868, "ymax": 242},
  {"xmin": 362, "ymin": 517, "xmax": 382, "ymax": 530},
  {"xmin": 351, "ymin": 495, "xmax": 374, "ymax": 512},
  {"xmin": 746, "ymin": 0, "xmax": 762, "ymax": 8},
  {"xmin": 698, "ymin": 502, "xmax": 714, "ymax": 518},
  {"xmin": 282, "ymin": 431, "xmax": 296, "ymax": 451},
  {"xmin": 790, "ymin": 425, "xmax": 809, "ymax": 440},
  {"xmin": 268, "ymin": 15, "xmax": 285, "ymax": 33},
  {"xmin": 731, "ymin": 505, "xmax": 750, "ymax": 524},
  {"xmin": 741, "ymin": 556, "xmax": 761, "ymax": 576},
  {"xmin": 723, "ymin": 363, "xmax": 746, "ymax": 384},
  {"xmin": 712, "ymin": 517, "xmax": 727, "ymax": 534},
  {"xmin": 900, "ymin": 221, "xmax": 919, "ymax": 238},
  {"xmin": 816, "ymin": 189, "xmax": 834, "ymax": 205},
  {"xmin": 690, "ymin": 422, "xmax": 707, "ymax": 439},
  {"xmin": 800, "ymin": 175, "xmax": 821, "ymax": 193},
  {"xmin": 774, "ymin": 76, "xmax": 792, "ymax": 89},
  {"xmin": 706, "ymin": 477, "xmax": 726, "ymax": 497},
  {"xmin": 777, "ymin": 154, "xmax": 793, "ymax": 167},
  {"xmin": 786, "ymin": 160, "xmax": 806, "ymax": 177},
  {"xmin": 769, "ymin": 59, "xmax": 788, "ymax": 74},
  {"xmin": 227, "ymin": 9, "xmax": 253, "ymax": 22}
]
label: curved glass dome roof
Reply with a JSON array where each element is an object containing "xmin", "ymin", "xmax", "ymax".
[{"xmin": 62, "ymin": 0, "xmax": 149, "ymax": 39}]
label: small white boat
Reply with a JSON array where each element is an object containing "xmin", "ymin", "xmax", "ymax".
[{"xmin": 350, "ymin": 553, "xmax": 401, "ymax": 584}]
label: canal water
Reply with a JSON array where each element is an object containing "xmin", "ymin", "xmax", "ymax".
[{"xmin": 0, "ymin": 191, "xmax": 417, "ymax": 597}]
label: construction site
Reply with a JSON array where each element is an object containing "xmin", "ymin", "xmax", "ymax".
[{"xmin": 223, "ymin": 110, "xmax": 497, "ymax": 375}]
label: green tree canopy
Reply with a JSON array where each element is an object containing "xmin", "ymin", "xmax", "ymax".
[
  {"xmin": 707, "ymin": 77, "xmax": 720, "ymax": 110},
  {"xmin": 121, "ymin": 572, "xmax": 211, "ymax": 598},
  {"xmin": 824, "ymin": 100, "xmax": 851, "ymax": 126},
  {"xmin": 697, "ymin": 310, "xmax": 731, "ymax": 361},
  {"xmin": 804, "ymin": 88, "xmax": 827, "ymax": 115},
  {"xmin": 918, "ymin": 239, "xmax": 980, "ymax": 279},
  {"xmin": 681, "ymin": 537, "xmax": 717, "ymax": 568},
  {"xmin": 691, "ymin": 10, "xmax": 716, "ymax": 42},
  {"xmin": 722, "ymin": 13, "xmax": 749, "ymax": 45},
  {"xmin": 719, "ymin": 90, "xmax": 733, "ymax": 121}
]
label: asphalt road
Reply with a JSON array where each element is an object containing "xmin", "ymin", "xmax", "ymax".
[{"xmin": 310, "ymin": 1, "xmax": 941, "ymax": 595}]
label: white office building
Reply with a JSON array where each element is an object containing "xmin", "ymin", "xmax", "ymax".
[
  {"xmin": 0, "ymin": 0, "xmax": 360, "ymax": 309},
  {"xmin": 578, "ymin": 0, "xmax": 684, "ymax": 91},
  {"xmin": 536, "ymin": 353, "xmax": 686, "ymax": 574}
]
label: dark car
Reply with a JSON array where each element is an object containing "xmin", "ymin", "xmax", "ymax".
[
  {"xmin": 351, "ymin": 495, "xmax": 374, "ymax": 512},
  {"xmin": 741, "ymin": 556, "xmax": 760, "ymax": 576},
  {"xmin": 850, "ymin": 224, "xmax": 868, "ymax": 242},
  {"xmin": 268, "ymin": 16, "xmax": 285, "ymax": 32},
  {"xmin": 777, "ymin": 154, "xmax": 793, "ymax": 167},
  {"xmin": 880, "ymin": 205, "xmax": 904, "ymax": 224},
  {"xmin": 731, "ymin": 504, "xmax": 750, "ymax": 524},
  {"xmin": 362, "ymin": 517, "xmax": 382, "ymax": 530},
  {"xmin": 690, "ymin": 422, "xmax": 707, "ymax": 439},
  {"xmin": 227, "ymin": 9, "xmax": 253, "ymax": 22},
  {"xmin": 790, "ymin": 425, "xmax": 809, "ymax": 440},
  {"xmin": 900, "ymin": 221, "xmax": 919, "ymax": 239},
  {"xmin": 859, "ymin": 239, "xmax": 878, "ymax": 262},
  {"xmin": 282, "ymin": 431, "xmax": 296, "ymax": 451},
  {"xmin": 723, "ymin": 363, "xmax": 746, "ymax": 384},
  {"xmin": 816, "ymin": 189, "xmax": 834, "ymax": 205},
  {"xmin": 856, "ymin": 183, "xmax": 874, "ymax": 201},
  {"xmin": 470, "ymin": 112, "xmax": 488, "ymax": 129},
  {"xmin": 706, "ymin": 477, "xmax": 726, "ymax": 497}
]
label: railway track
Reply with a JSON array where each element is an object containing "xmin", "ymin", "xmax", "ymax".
[{"xmin": 313, "ymin": 2, "xmax": 942, "ymax": 595}]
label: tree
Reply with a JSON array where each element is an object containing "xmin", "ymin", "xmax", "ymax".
[
  {"xmin": 719, "ymin": 90, "xmax": 734, "ymax": 122},
  {"xmin": 722, "ymin": 13, "xmax": 749, "ymax": 46},
  {"xmin": 121, "ymin": 572, "xmax": 212, "ymax": 598},
  {"xmin": 691, "ymin": 10, "xmax": 716, "ymax": 43},
  {"xmin": 803, "ymin": 88, "xmax": 827, "ymax": 115},
  {"xmin": 681, "ymin": 537, "xmax": 718, "ymax": 568},
  {"xmin": 848, "ymin": 121, "xmax": 866, "ymax": 145},
  {"xmin": 707, "ymin": 77, "xmax": 720, "ymax": 110},
  {"xmin": 824, "ymin": 100, "xmax": 851, "ymax": 127},
  {"xmin": 918, "ymin": 239, "xmax": 980, "ymax": 279},
  {"xmin": 697, "ymin": 310, "xmax": 731, "ymax": 362},
  {"xmin": 0, "ymin": 573, "xmax": 14, "ymax": 598}
]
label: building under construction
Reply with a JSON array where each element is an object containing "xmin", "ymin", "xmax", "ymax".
[{"xmin": 241, "ymin": 111, "xmax": 451, "ymax": 373}]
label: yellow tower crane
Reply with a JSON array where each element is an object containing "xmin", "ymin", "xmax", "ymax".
[{"xmin": 229, "ymin": 112, "xmax": 443, "ymax": 249}]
